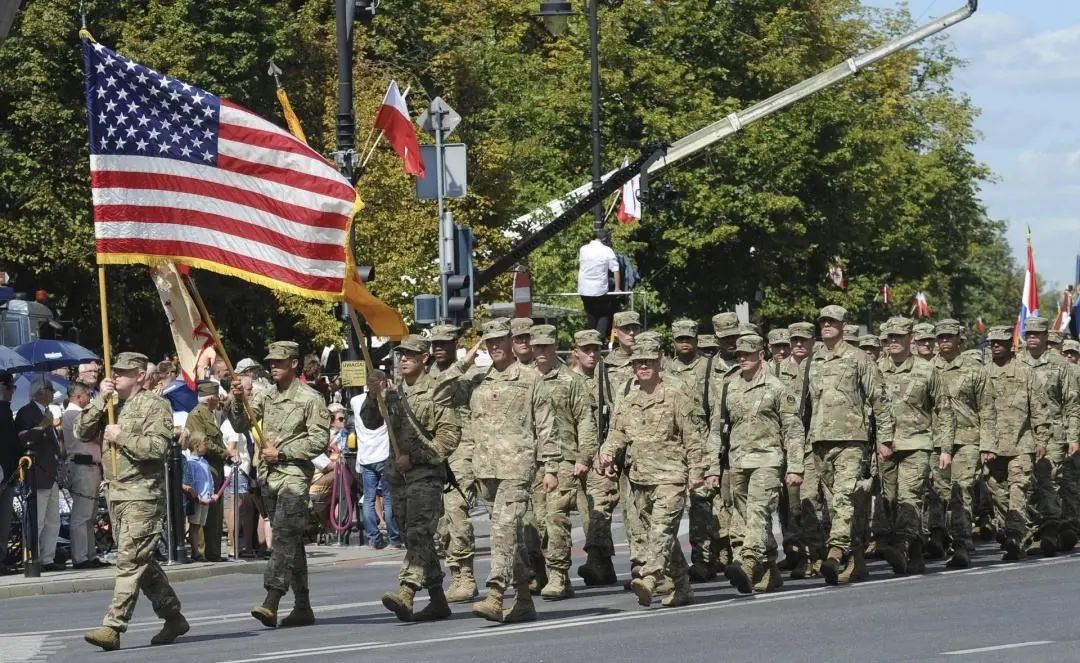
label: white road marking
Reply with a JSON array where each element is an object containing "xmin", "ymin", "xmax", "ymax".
[{"xmin": 941, "ymin": 640, "xmax": 1054, "ymax": 655}]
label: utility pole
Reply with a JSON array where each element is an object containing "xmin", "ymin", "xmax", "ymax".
[{"xmin": 588, "ymin": 0, "xmax": 603, "ymax": 234}]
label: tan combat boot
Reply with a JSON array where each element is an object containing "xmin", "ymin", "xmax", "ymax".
[
  {"xmin": 279, "ymin": 590, "xmax": 316, "ymax": 628},
  {"xmin": 540, "ymin": 570, "xmax": 575, "ymax": 600},
  {"xmin": 445, "ymin": 562, "xmax": 478, "ymax": 603},
  {"xmin": 150, "ymin": 613, "xmax": 190, "ymax": 645},
  {"xmin": 471, "ymin": 585, "xmax": 505, "ymax": 622},
  {"xmin": 630, "ymin": 574, "xmax": 657, "ymax": 607},
  {"xmin": 724, "ymin": 559, "xmax": 755, "ymax": 594},
  {"xmin": 528, "ymin": 554, "xmax": 548, "ymax": 595},
  {"xmin": 660, "ymin": 575, "xmax": 694, "ymax": 608},
  {"xmin": 251, "ymin": 589, "xmax": 284, "ymax": 628},
  {"xmin": 412, "ymin": 585, "xmax": 452, "ymax": 622},
  {"xmin": 381, "ymin": 584, "xmax": 416, "ymax": 622},
  {"xmin": 753, "ymin": 561, "xmax": 783, "ymax": 593},
  {"xmin": 836, "ymin": 546, "xmax": 866, "ymax": 584},
  {"xmin": 503, "ymin": 583, "xmax": 538, "ymax": 623},
  {"xmin": 84, "ymin": 625, "xmax": 120, "ymax": 651},
  {"xmin": 820, "ymin": 547, "xmax": 845, "ymax": 585}
]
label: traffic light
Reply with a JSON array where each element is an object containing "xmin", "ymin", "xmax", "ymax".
[
  {"xmin": 352, "ymin": 0, "xmax": 376, "ymax": 24},
  {"xmin": 445, "ymin": 223, "xmax": 474, "ymax": 325}
]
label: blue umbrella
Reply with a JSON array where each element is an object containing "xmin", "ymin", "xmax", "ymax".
[
  {"xmin": 10, "ymin": 373, "xmax": 69, "ymax": 412},
  {"xmin": 15, "ymin": 340, "xmax": 101, "ymax": 371},
  {"xmin": 0, "ymin": 346, "xmax": 34, "ymax": 374}
]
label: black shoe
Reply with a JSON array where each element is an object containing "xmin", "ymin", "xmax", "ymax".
[
  {"xmin": 72, "ymin": 560, "xmax": 97, "ymax": 570},
  {"xmin": 1002, "ymin": 537, "xmax": 1022, "ymax": 561},
  {"xmin": 42, "ymin": 562, "xmax": 66, "ymax": 572},
  {"xmin": 92, "ymin": 559, "xmax": 112, "ymax": 568}
]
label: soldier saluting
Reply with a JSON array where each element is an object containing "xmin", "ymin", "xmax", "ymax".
[{"xmin": 79, "ymin": 352, "xmax": 188, "ymax": 651}]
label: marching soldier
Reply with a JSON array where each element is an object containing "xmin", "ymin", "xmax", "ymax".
[
  {"xmin": 874, "ymin": 317, "xmax": 955, "ymax": 575},
  {"xmin": 913, "ymin": 323, "xmax": 937, "ymax": 360},
  {"xmin": 804, "ymin": 306, "xmax": 894, "ymax": 585},
  {"xmin": 470, "ymin": 318, "xmax": 557, "ymax": 623},
  {"xmin": 607, "ymin": 311, "xmax": 640, "ymax": 397},
  {"xmin": 229, "ymin": 341, "xmax": 329, "ymax": 628},
  {"xmin": 858, "ymin": 335, "xmax": 882, "ymax": 362},
  {"xmin": 1066, "ymin": 340, "xmax": 1080, "ymax": 364},
  {"xmin": 597, "ymin": 337, "xmax": 707, "ymax": 608},
  {"xmin": 843, "ymin": 324, "xmax": 860, "ymax": 347},
  {"xmin": 712, "ymin": 335, "xmax": 803, "ymax": 594},
  {"xmin": 529, "ymin": 325, "xmax": 596, "ymax": 599},
  {"xmin": 767, "ymin": 329, "xmax": 791, "ymax": 373},
  {"xmin": 983, "ymin": 325, "xmax": 1051, "ymax": 560},
  {"xmin": 698, "ymin": 334, "xmax": 719, "ymax": 358},
  {"xmin": 79, "ymin": 352, "xmax": 188, "ymax": 651},
  {"xmin": 368, "ymin": 335, "xmax": 461, "ymax": 622}
]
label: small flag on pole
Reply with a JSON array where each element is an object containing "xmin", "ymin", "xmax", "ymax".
[
  {"xmin": 881, "ymin": 283, "xmax": 892, "ymax": 305},
  {"xmin": 1014, "ymin": 230, "xmax": 1039, "ymax": 348},
  {"xmin": 373, "ymin": 80, "xmax": 425, "ymax": 178},
  {"xmin": 827, "ymin": 259, "xmax": 846, "ymax": 289},
  {"xmin": 616, "ymin": 157, "xmax": 641, "ymax": 224},
  {"xmin": 911, "ymin": 292, "xmax": 932, "ymax": 319}
]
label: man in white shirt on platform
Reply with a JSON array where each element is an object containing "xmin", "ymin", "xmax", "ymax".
[
  {"xmin": 350, "ymin": 375, "xmax": 401, "ymax": 549},
  {"xmin": 64, "ymin": 381, "xmax": 106, "ymax": 569},
  {"xmin": 578, "ymin": 229, "xmax": 621, "ymax": 343}
]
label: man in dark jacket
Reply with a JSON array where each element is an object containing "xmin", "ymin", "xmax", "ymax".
[{"xmin": 21, "ymin": 416, "xmax": 64, "ymax": 571}]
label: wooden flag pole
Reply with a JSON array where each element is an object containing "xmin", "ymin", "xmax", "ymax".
[
  {"xmin": 180, "ymin": 273, "xmax": 268, "ymax": 450},
  {"xmin": 96, "ymin": 266, "xmax": 118, "ymax": 477},
  {"xmin": 346, "ymin": 308, "xmax": 404, "ymax": 468}
]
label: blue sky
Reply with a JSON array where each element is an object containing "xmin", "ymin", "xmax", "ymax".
[{"xmin": 864, "ymin": 0, "xmax": 1080, "ymax": 289}]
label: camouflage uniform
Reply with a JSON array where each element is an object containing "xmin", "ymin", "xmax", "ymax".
[
  {"xmin": 931, "ymin": 320, "xmax": 996, "ymax": 562},
  {"xmin": 184, "ymin": 391, "xmax": 227, "ymax": 560},
  {"xmin": 1019, "ymin": 317, "xmax": 1080, "ymax": 551},
  {"xmin": 600, "ymin": 339, "xmax": 707, "ymax": 606},
  {"xmin": 75, "ymin": 353, "xmax": 182, "ymax": 644},
  {"xmin": 873, "ymin": 317, "xmax": 956, "ymax": 573},
  {"xmin": 710, "ymin": 335, "xmax": 803, "ymax": 592},
  {"xmin": 983, "ymin": 326, "xmax": 1050, "ymax": 557},
  {"xmin": 229, "ymin": 342, "xmax": 329, "ymax": 621},
  {"xmin": 805, "ymin": 306, "xmax": 895, "ymax": 584},
  {"xmin": 529, "ymin": 326, "xmax": 596, "ymax": 598}
]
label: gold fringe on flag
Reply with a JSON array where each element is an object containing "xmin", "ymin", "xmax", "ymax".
[{"xmin": 276, "ymin": 87, "xmax": 308, "ymax": 145}]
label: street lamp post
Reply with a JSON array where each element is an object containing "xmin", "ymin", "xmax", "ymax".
[{"xmin": 536, "ymin": 0, "xmax": 604, "ymax": 233}]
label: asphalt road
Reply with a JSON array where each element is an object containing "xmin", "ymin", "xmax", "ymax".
[{"xmin": 3, "ymin": 514, "xmax": 1080, "ymax": 663}]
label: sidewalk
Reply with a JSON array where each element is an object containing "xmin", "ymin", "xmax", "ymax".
[{"xmin": 0, "ymin": 543, "xmax": 405, "ymax": 600}]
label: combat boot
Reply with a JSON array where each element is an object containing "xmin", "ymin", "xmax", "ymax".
[
  {"xmin": 1002, "ymin": 536, "xmax": 1023, "ymax": 561},
  {"xmin": 528, "ymin": 554, "xmax": 548, "ymax": 595},
  {"xmin": 723, "ymin": 559, "xmax": 755, "ymax": 594},
  {"xmin": 630, "ymin": 574, "xmax": 657, "ymax": 606},
  {"xmin": 446, "ymin": 562, "xmax": 479, "ymax": 603},
  {"xmin": 880, "ymin": 540, "xmax": 908, "ymax": 575},
  {"xmin": 503, "ymin": 583, "xmax": 537, "ymax": 623},
  {"xmin": 836, "ymin": 549, "xmax": 862, "ymax": 584},
  {"xmin": 945, "ymin": 546, "xmax": 970, "ymax": 569},
  {"xmin": 688, "ymin": 561, "xmax": 716, "ymax": 583},
  {"xmin": 778, "ymin": 541, "xmax": 801, "ymax": 571},
  {"xmin": 84, "ymin": 626, "xmax": 120, "ymax": 651},
  {"xmin": 906, "ymin": 538, "xmax": 926, "ymax": 575},
  {"xmin": 381, "ymin": 584, "xmax": 416, "ymax": 622},
  {"xmin": 655, "ymin": 575, "xmax": 674, "ymax": 595},
  {"xmin": 791, "ymin": 548, "xmax": 819, "ymax": 580},
  {"xmin": 279, "ymin": 590, "xmax": 316, "ymax": 628},
  {"xmin": 660, "ymin": 575, "xmax": 693, "ymax": 608},
  {"xmin": 251, "ymin": 589, "xmax": 284, "ymax": 628},
  {"xmin": 715, "ymin": 538, "xmax": 732, "ymax": 572},
  {"xmin": 864, "ymin": 540, "xmax": 880, "ymax": 559},
  {"xmin": 578, "ymin": 550, "xmax": 617, "ymax": 586},
  {"xmin": 150, "ymin": 613, "xmax": 190, "ymax": 645},
  {"xmin": 1039, "ymin": 526, "xmax": 1059, "ymax": 558},
  {"xmin": 924, "ymin": 528, "xmax": 948, "ymax": 560},
  {"xmin": 753, "ymin": 561, "xmax": 783, "ymax": 593},
  {"xmin": 471, "ymin": 585, "xmax": 505, "ymax": 622},
  {"xmin": 412, "ymin": 585, "xmax": 452, "ymax": 622},
  {"xmin": 540, "ymin": 570, "xmax": 575, "ymax": 600},
  {"xmin": 1059, "ymin": 527, "xmax": 1078, "ymax": 552},
  {"xmin": 623, "ymin": 564, "xmax": 642, "ymax": 591},
  {"xmin": 820, "ymin": 547, "xmax": 845, "ymax": 585}
]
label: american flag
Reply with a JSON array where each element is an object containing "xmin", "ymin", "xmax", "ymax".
[{"xmin": 82, "ymin": 38, "xmax": 357, "ymax": 300}]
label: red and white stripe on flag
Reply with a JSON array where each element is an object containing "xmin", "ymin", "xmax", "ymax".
[
  {"xmin": 616, "ymin": 158, "xmax": 641, "ymax": 224},
  {"xmin": 373, "ymin": 81, "xmax": 425, "ymax": 178},
  {"xmin": 913, "ymin": 291, "xmax": 932, "ymax": 319},
  {"xmin": 1014, "ymin": 237, "xmax": 1039, "ymax": 345},
  {"xmin": 881, "ymin": 283, "xmax": 892, "ymax": 304},
  {"xmin": 83, "ymin": 39, "xmax": 357, "ymax": 301}
]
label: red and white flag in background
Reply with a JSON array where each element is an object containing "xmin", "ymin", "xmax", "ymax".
[
  {"xmin": 616, "ymin": 158, "xmax": 641, "ymax": 224},
  {"xmin": 373, "ymin": 80, "xmax": 425, "ymax": 178},
  {"xmin": 881, "ymin": 283, "xmax": 892, "ymax": 304},
  {"xmin": 912, "ymin": 291, "xmax": 932, "ymax": 319},
  {"xmin": 827, "ymin": 259, "xmax": 846, "ymax": 289}
]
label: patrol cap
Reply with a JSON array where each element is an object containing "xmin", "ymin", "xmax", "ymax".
[
  {"xmin": 767, "ymin": 329, "xmax": 790, "ymax": 346},
  {"xmin": 697, "ymin": 334, "xmax": 718, "ymax": 349},
  {"xmin": 1049, "ymin": 330, "xmax": 1063, "ymax": 345},
  {"xmin": 913, "ymin": 322, "xmax": 936, "ymax": 341},
  {"xmin": 630, "ymin": 338, "xmax": 662, "ymax": 361},
  {"xmin": 843, "ymin": 324, "xmax": 859, "ymax": 342},
  {"xmin": 113, "ymin": 351, "xmax": 150, "ymax": 371},
  {"xmin": 510, "ymin": 318, "xmax": 534, "ymax": 337},
  {"xmin": 394, "ymin": 334, "xmax": 430, "ymax": 354},
  {"xmin": 962, "ymin": 348, "xmax": 985, "ymax": 364},
  {"xmin": 818, "ymin": 305, "xmax": 847, "ymax": 322},
  {"xmin": 712, "ymin": 312, "xmax": 740, "ymax": 338},
  {"xmin": 428, "ymin": 324, "xmax": 460, "ymax": 342},
  {"xmin": 858, "ymin": 335, "xmax": 881, "ymax": 349},
  {"xmin": 881, "ymin": 316, "xmax": 914, "ymax": 336},
  {"xmin": 987, "ymin": 325, "xmax": 1014, "ymax": 342},
  {"xmin": 739, "ymin": 322, "xmax": 761, "ymax": 337},
  {"xmin": 613, "ymin": 311, "xmax": 641, "ymax": 328},
  {"xmin": 935, "ymin": 319, "xmax": 963, "ymax": 337},
  {"xmin": 196, "ymin": 381, "xmax": 219, "ymax": 397},
  {"xmin": 1063, "ymin": 339, "xmax": 1080, "ymax": 355},
  {"xmin": 265, "ymin": 341, "xmax": 300, "ymax": 361},
  {"xmin": 481, "ymin": 317, "xmax": 512, "ymax": 341},
  {"xmin": 235, "ymin": 358, "xmax": 262, "ymax": 375},
  {"xmin": 1024, "ymin": 316, "xmax": 1050, "ymax": 334},
  {"xmin": 671, "ymin": 319, "xmax": 698, "ymax": 339},
  {"xmin": 529, "ymin": 324, "xmax": 557, "ymax": 346},
  {"xmin": 735, "ymin": 334, "xmax": 765, "ymax": 354},
  {"xmin": 788, "ymin": 322, "xmax": 815, "ymax": 339},
  {"xmin": 637, "ymin": 330, "xmax": 662, "ymax": 344},
  {"xmin": 575, "ymin": 329, "xmax": 603, "ymax": 347}
]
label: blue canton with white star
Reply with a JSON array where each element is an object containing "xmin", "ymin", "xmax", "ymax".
[{"xmin": 83, "ymin": 40, "xmax": 221, "ymax": 165}]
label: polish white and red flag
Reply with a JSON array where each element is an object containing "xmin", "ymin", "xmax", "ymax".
[
  {"xmin": 1013, "ymin": 232, "xmax": 1039, "ymax": 348},
  {"xmin": 912, "ymin": 292, "xmax": 932, "ymax": 319},
  {"xmin": 881, "ymin": 283, "xmax": 892, "ymax": 305},
  {"xmin": 373, "ymin": 80, "xmax": 425, "ymax": 178},
  {"xmin": 616, "ymin": 158, "xmax": 641, "ymax": 224}
]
